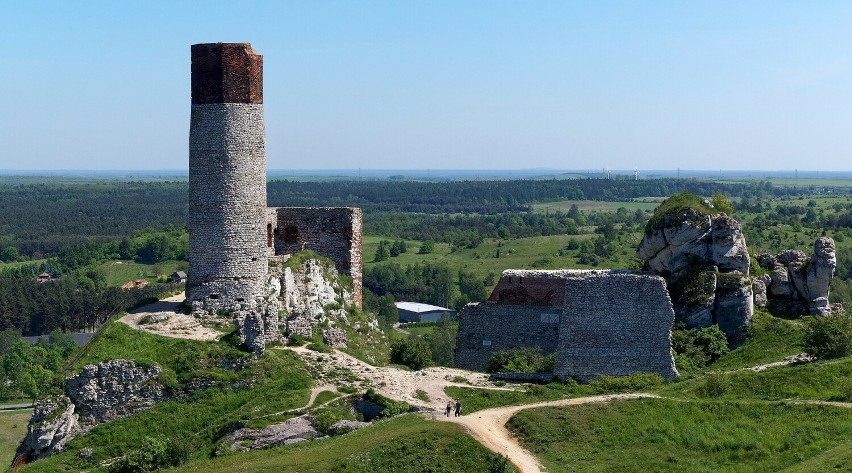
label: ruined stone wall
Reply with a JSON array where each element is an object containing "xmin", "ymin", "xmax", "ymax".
[
  {"xmin": 454, "ymin": 303, "xmax": 561, "ymax": 371},
  {"xmin": 268, "ymin": 207, "xmax": 362, "ymax": 307},
  {"xmin": 555, "ymin": 271, "xmax": 678, "ymax": 382},
  {"xmin": 455, "ymin": 269, "xmax": 678, "ymax": 381},
  {"xmin": 187, "ymin": 43, "xmax": 268, "ymax": 311}
]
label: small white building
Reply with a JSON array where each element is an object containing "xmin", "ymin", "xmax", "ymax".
[{"xmin": 395, "ymin": 302, "xmax": 457, "ymax": 323}]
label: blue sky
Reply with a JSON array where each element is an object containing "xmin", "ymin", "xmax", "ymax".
[{"xmin": 2, "ymin": 1, "xmax": 852, "ymax": 171}]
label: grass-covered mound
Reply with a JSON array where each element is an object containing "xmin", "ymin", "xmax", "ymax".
[
  {"xmin": 709, "ymin": 310, "xmax": 805, "ymax": 371},
  {"xmin": 166, "ymin": 414, "xmax": 514, "ymax": 473},
  {"xmin": 644, "ymin": 191, "xmax": 735, "ymax": 235},
  {"xmin": 507, "ymin": 398, "xmax": 852, "ymax": 473},
  {"xmin": 20, "ymin": 324, "xmax": 313, "ymax": 473}
]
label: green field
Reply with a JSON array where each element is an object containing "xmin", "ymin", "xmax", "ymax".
[
  {"xmin": 95, "ymin": 260, "xmax": 184, "ymax": 287},
  {"xmin": 0, "ymin": 409, "xmax": 30, "ymax": 468}
]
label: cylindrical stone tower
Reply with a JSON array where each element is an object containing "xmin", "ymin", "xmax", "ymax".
[{"xmin": 187, "ymin": 43, "xmax": 268, "ymax": 311}]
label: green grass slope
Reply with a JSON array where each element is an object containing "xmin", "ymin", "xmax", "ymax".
[
  {"xmin": 169, "ymin": 414, "xmax": 514, "ymax": 473},
  {"xmin": 507, "ymin": 398, "xmax": 852, "ymax": 473}
]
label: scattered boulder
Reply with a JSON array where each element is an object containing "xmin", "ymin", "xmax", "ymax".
[{"xmin": 222, "ymin": 415, "xmax": 319, "ymax": 452}]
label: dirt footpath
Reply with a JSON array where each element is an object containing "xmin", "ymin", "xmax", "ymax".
[
  {"xmin": 284, "ymin": 345, "xmax": 514, "ymax": 412},
  {"xmin": 441, "ymin": 393, "xmax": 660, "ymax": 473},
  {"xmin": 119, "ymin": 293, "xmax": 223, "ymax": 341}
]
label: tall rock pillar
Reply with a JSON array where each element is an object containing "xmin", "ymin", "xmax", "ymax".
[{"xmin": 187, "ymin": 43, "xmax": 268, "ymax": 311}]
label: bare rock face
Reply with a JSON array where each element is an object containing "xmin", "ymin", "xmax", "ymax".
[
  {"xmin": 752, "ymin": 279, "xmax": 768, "ymax": 308},
  {"xmin": 17, "ymin": 396, "xmax": 80, "ymax": 461},
  {"xmin": 756, "ymin": 237, "xmax": 837, "ymax": 316},
  {"xmin": 638, "ymin": 209, "xmax": 751, "ymax": 344}
]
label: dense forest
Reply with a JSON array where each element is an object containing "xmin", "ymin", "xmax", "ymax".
[{"xmin": 0, "ymin": 177, "xmax": 814, "ymax": 259}]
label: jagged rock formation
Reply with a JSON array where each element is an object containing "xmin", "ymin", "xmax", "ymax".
[
  {"xmin": 17, "ymin": 397, "xmax": 79, "ymax": 461},
  {"xmin": 637, "ymin": 204, "xmax": 752, "ymax": 345},
  {"xmin": 19, "ymin": 359, "xmax": 168, "ymax": 460},
  {"xmin": 280, "ymin": 258, "xmax": 368, "ymax": 342},
  {"xmin": 755, "ymin": 237, "xmax": 837, "ymax": 316}
]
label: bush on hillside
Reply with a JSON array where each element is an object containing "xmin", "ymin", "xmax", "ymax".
[
  {"xmin": 390, "ymin": 337, "xmax": 432, "ymax": 370},
  {"xmin": 672, "ymin": 324, "xmax": 730, "ymax": 372},
  {"xmin": 487, "ymin": 347, "xmax": 555, "ymax": 373},
  {"xmin": 803, "ymin": 312, "xmax": 852, "ymax": 360},
  {"xmin": 108, "ymin": 436, "xmax": 188, "ymax": 473}
]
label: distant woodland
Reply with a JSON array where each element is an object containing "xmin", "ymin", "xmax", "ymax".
[{"xmin": 1, "ymin": 177, "xmax": 850, "ymax": 335}]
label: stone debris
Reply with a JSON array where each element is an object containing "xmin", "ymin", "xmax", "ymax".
[{"xmin": 327, "ymin": 419, "xmax": 370, "ymax": 435}]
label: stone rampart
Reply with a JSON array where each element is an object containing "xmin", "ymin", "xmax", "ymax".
[
  {"xmin": 555, "ymin": 271, "xmax": 679, "ymax": 382},
  {"xmin": 454, "ymin": 303, "xmax": 561, "ymax": 371},
  {"xmin": 268, "ymin": 207, "xmax": 363, "ymax": 307},
  {"xmin": 455, "ymin": 269, "xmax": 678, "ymax": 381}
]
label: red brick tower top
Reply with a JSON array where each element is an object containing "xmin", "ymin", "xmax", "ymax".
[{"xmin": 191, "ymin": 43, "xmax": 263, "ymax": 104}]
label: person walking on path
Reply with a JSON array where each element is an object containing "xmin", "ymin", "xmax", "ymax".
[
  {"xmin": 445, "ymin": 401, "xmax": 452, "ymax": 417},
  {"xmin": 454, "ymin": 400, "xmax": 462, "ymax": 417}
]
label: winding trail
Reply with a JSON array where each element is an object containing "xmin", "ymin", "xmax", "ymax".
[{"xmin": 440, "ymin": 393, "xmax": 660, "ymax": 473}]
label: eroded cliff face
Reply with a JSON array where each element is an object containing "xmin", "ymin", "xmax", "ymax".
[
  {"xmin": 18, "ymin": 359, "xmax": 168, "ymax": 461},
  {"xmin": 637, "ymin": 208, "xmax": 752, "ymax": 345},
  {"xmin": 754, "ymin": 237, "xmax": 837, "ymax": 316}
]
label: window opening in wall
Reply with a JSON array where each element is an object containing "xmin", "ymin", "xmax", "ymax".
[
  {"xmin": 283, "ymin": 226, "xmax": 299, "ymax": 244},
  {"xmin": 209, "ymin": 294, "xmax": 219, "ymax": 300},
  {"xmin": 267, "ymin": 223, "xmax": 273, "ymax": 247}
]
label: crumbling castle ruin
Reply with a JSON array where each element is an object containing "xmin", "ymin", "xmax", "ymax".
[
  {"xmin": 186, "ymin": 43, "xmax": 363, "ymax": 316},
  {"xmin": 455, "ymin": 270, "xmax": 679, "ymax": 381}
]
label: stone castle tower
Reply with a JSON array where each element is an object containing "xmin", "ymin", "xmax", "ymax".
[{"xmin": 187, "ymin": 43, "xmax": 268, "ymax": 311}]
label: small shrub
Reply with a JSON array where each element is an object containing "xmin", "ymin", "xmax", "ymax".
[
  {"xmin": 413, "ymin": 389, "xmax": 430, "ymax": 403},
  {"xmin": 698, "ymin": 374, "xmax": 730, "ymax": 398},
  {"xmin": 672, "ymin": 324, "xmax": 730, "ymax": 372},
  {"xmin": 363, "ymin": 388, "xmax": 410, "ymax": 418},
  {"xmin": 803, "ymin": 313, "xmax": 852, "ymax": 360},
  {"xmin": 312, "ymin": 409, "xmax": 345, "ymax": 435},
  {"xmin": 337, "ymin": 385, "xmax": 358, "ymax": 394},
  {"xmin": 451, "ymin": 376, "xmax": 469, "ymax": 384},
  {"xmin": 487, "ymin": 348, "xmax": 553, "ymax": 373},
  {"xmin": 390, "ymin": 337, "xmax": 432, "ymax": 371},
  {"xmin": 287, "ymin": 334, "xmax": 307, "ymax": 346}
]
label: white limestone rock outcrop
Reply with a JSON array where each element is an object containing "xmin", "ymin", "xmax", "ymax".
[
  {"xmin": 19, "ymin": 359, "xmax": 169, "ymax": 461},
  {"xmin": 637, "ymin": 205, "xmax": 752, "ymax": 345},
  {"xmin": 17, "ymin": 396, "xmax": 80, "ymax": 461},
  {"xmin": 755, "ymin": 237, "xmax": 837, "ymax": 316}
]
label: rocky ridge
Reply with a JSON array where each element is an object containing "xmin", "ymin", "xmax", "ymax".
[{"xmin": 18, "ymin": 359, "xmax": 168, "ymax": 461}]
